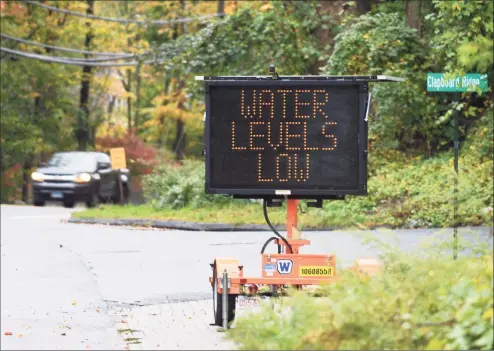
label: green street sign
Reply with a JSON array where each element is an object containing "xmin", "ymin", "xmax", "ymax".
[{"xmin": 426, "ymin": 73, "xmax": 488, "ymax": 93}]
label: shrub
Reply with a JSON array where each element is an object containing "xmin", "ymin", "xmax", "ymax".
[
  {"xmin": 229, "ymin": 234, "xmax": 493, "ymax": 350},
  {"xmin": 321, "ymin": 12, "xmax": 442, "ymax": 154},
  {"xmin": 322, "ymin": 9, "xmax": 493, "ymax": 156},
  {"xmin": 95, "ymin": 128, "xmax": 158, "ymax": 176},
  {"xmin": 0, "ymin": 163, "xmax": 23, "ymax": 203},
  {"xmin": 142, "ymin": 159, "xmax": 245, "ymax": 209}
]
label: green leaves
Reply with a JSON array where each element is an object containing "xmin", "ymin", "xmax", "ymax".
[
  {"xmin": 229, "ymin": 241, "xmax": 493, "ymax": 350},
  {"xmin": 169, "ymin": 1, "xmax": 323, "ymax": 79},
  {"xmin": 323, "ymin": 12, "xmax": 424, "ymax": 76},
  {"xmin": 142, "ymin": 160, "xmax": 246, "ymax": 210},
  {"xmin": 321, "ymin": 2, "xmax": 493, "ymax": 156},
  {"xmin": 458, "ymin": 36, "xmax": 494, "ymax": 73}
]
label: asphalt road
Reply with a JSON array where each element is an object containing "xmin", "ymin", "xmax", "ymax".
[{"xmin": 1, "ymin": 204, "xmax": 492, "ymax": 350}]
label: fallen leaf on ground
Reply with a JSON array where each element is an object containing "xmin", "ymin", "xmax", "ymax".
[
  {"xmin": 72, "ymin": 300, "xmax": 77, "ymax": 306},
  {"xmin": 121, "ymin": 320, "xmax": 127, "ymax": 323},
  {"xmin": 4, "ymin": 332, "xmax": 13, "ymax": 336},
  {"xmin": 18, "ymin": 334, "xmax": 23, "ymax": 338}
]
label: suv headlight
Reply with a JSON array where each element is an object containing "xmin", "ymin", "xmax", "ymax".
[
  {"xmin": 31, "ymin": 172, "xmax": 44, "ymax": 182},
  {"xmin": 74, "ymin": 172, "xmax": 92, "ymax": 183}
]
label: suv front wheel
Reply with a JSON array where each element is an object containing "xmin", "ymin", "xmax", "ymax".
[
  {"xmin": 34, "ymin": 197, "xmax": 45, "ymax": 207},
  {"xmin": 63, "ymin": 199, "xmax": 75, "ymax": 208}
]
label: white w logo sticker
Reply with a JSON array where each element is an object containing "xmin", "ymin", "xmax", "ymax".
[{"xmin": 277, "ymin": 260, "xmax": 293, "ymax": 274}]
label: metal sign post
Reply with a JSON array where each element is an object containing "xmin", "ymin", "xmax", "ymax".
[
  {"xmin": 426, "ymin": 73, "xmax": 489, "ymax": 259},
  {"xmin": 110, "ymin": 147, "xmax": 127, "ymax": 206},
  {"xmin": 222, "ymin": 270, "xmax": 228, "ymax": 330},
  {"xmin": 453, "ymin": 92, "xmax": 461, "ymax": 260}
]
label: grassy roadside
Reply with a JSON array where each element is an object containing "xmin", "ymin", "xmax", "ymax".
[
  {"xmin": 71, "ymin": 150, "xmax": 493, "ymax": 230},
  {"xmin": 71, "ymin": 202, "xmax": 340, "ymax": 229},
  {"xmin": 70, "ymin": 192, "xmax": 492, "ymax": 230}
]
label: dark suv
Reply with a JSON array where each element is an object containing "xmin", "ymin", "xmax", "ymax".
[{"xmin": 31, "ymin": 151, "xmax": 130, "ymax": 208}]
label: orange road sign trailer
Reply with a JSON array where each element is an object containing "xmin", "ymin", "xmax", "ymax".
[
  {"xmin": 209, "ymin": 199, "xmax": 381, "ymax": 329},
  {"xmin": 211, "ymin": 199, "xmax": 337, "ymax": 291},
  {"xmin": 202, "ymin": 70, "xmax": 403, "ymax": 329}
]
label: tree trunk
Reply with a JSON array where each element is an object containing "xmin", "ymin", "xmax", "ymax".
[
  {"xmin": 172, "ymin": 0, "xmax": 187, "ymax": 161},
  {"xmin": 22, "ymin": 95, "xmax": 40, "ymax": 203},
  {"xmin": 405, "ymin": 1, "xmax": 421, "ymax": 34},
  {"xmin": 90, "ymin": 126, "xmax": 96, "ymax": 149},
  {"xmin": 217, "ymin": 0, "xmax": 225, "ymax": 17},
  {"xmin": 309, "ymin": 1, "xmax": 346, "ymax": 74},
  {"xmin": 173, "ymin": 118, "xmax": 186, "ymax": 161},
  {"xmin": 356, "ymin": 0, "xmax": 372, "ymax": 15},
  {"xmin": 108, "ymin": 95, "xmax": 116, "ymax": 118},
  {"xmin": 77, "ymin": 0, "xmax": 94, "ymax": 151},
  {"xmin": 181, "ymin": 0, "xmax": 186, "ymax": 33},
  {"xmin": 124, "ymin": 2, "xmax": 133, "ymax": 134},
  {"xmin": 21, "ymin": 156, "xmax": 32, "ymax": 203},
  {"xmin": 126, "ymin": 71, "xmax": 132, "ymax": 132},
  {"xmin": 157, "ymin": 76, "xmax": 172, "ymax": 148},
  {"xmin": 134, "ymin": 62, "xmax": 142, "ymax": 131}
]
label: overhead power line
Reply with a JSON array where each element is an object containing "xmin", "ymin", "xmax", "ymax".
[
  {"xmin": 22, "ymin": 0, "xmax": 225, "ymax": 25},
  {"xmin": 0, "ymin": 46, "xmax": 157, "ymax": 67},
  {"xmin": 53, "ymin": 54, "xmax": 141, "ymax": 63},
  {"xmin": 0, "ymin": 33, "xmax": 135, "ymax": 57}
]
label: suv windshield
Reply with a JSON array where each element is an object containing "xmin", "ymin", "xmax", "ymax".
[{"xmin": 46, "ymin": 153, "xmax": 96, "ymax": 170}]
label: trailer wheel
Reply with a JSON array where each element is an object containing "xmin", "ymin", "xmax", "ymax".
[
  {"xmin": 212, "ymin": 260, "xmax": 237, "ymax": 326},
  {"xmin": 214, "ymin": 292, "xmax": 237, "ymax": 327}
]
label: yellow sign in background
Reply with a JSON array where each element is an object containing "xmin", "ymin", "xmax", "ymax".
[{"xmin": 110, "ymin": 147, "xmax": 127, "ymax": 170}]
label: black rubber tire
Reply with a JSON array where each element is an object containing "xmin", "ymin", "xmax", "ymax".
[
  {"xmin": 33, "ymin": 198, "xmax": 45, "ymax": 207},
  {"xmin": 112, "ymin": 183, "xmax": 129, "ymax": 204},
  {"xmin": 123, "ymin": 184, "xmax": 129, "ymax": 202},
  {"xmin": 213, "ymin": 273, "xmax": 237, "ymax": 327},
  {"xmin": 63, "ymin": 200, "xmax": 75, "ymax": 208},
  {"xmin": 214, "ymin": 293, "xmax": 237, "ymax": 327},
  {"xmin": 86, "ymin": 191, "xmax": 99, "ymax": 208}
]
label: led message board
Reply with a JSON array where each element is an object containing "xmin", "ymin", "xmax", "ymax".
[{"xmin": 200, "ymin": 76, "xmax": 403, "ymax": 198}]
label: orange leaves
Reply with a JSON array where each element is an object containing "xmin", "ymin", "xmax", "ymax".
[
  {"xmin": 225, "ymin": 1, "xmax": 239, "ymax": 15},
  {"xmin": 151, "ymin": 93, "xmax": 174, "ymax": 106},
  {"xmin": 96, "ymin": 128, "xmax": 158, "ymax": 176},
  {"xmin": 0, "ymin": 1, "xmax": 27, "ymax": 20},
  {"xmin": 150, "ymin": 91, "xmax": 200, "ymax": 122},
  {"xmin": 260, "ymin": 3, "xmax": 274, "ymax": 12},
  {"xmin": 151, "ymin": 104, "xmax": 201, "ymax": 124}
]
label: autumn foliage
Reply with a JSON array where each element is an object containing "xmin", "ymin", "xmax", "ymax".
[
  {"xmin": 96, "ymin": 128, "xmax": 158, "ymax": 176},
  {"xmin": 0, "ymin": 163, "xmax": 23, "ymax": 203}
]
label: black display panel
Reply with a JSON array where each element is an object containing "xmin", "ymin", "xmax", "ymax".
[{"xmin": 204, "ymin": 79, "xmax": 369, "ymax": 198}]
